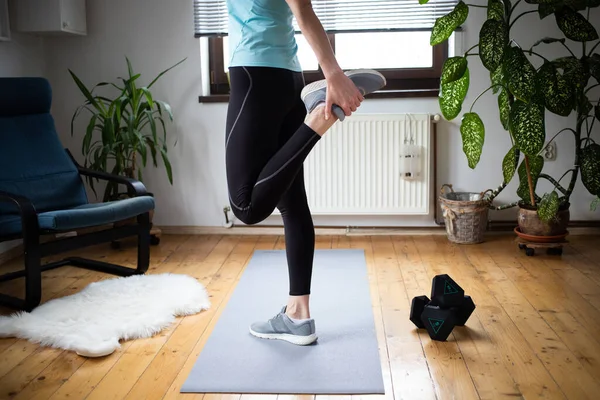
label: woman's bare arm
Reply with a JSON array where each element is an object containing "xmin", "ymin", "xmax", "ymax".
[{"xmin": 286, "ymin": 0, "xmax": 363, "ymax": 119}]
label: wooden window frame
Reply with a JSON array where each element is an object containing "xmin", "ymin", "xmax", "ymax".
[{"xmin": 201, "ymin": 33, "xmax": 448, "ymax": 102}]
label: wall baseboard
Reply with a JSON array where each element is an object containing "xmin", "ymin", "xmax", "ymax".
[
  {"xmin": 158, "ymin": 225, "xmax": 450, "ymax": 236},
  {"xmin": 157, "ymin": 224, "xmax": 600, "ymax": 237},
  {"xmin": 2, "ymin": 224, "xmax": 598, "ymax": 266}
]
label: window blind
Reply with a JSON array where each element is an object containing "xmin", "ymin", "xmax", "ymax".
[{"xmin": 193, "ymin": 0, "xmax": 460, "ymax": 38}]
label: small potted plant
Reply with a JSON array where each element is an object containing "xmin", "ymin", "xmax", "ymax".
[
  {"xmin": 69, "ymin": 57, "xmax": 185, "ymax": 244},
  {"xmin": 420, "ymin": 0, "xmax": 600, "ymax": 240}
]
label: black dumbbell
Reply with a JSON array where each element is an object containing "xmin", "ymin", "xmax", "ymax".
[
  {"xmin": 410, "ymin": 295, "xmax": 430, "ymax": 329},
  {"xmin": 430, "ymin": 274, "xmax": 464, "ymax": 308},
  {"xmin": 453, "ymin": 295, "xmax": 476, "ymax": 326},
  {"xmin": 420, "ymin": 304, "xmax": 456, "ymax": 341}
]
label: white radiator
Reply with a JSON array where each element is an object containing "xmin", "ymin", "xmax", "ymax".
[{"xmin": 276, "ymin": 113, "xmax": 433, "ymax": 216}]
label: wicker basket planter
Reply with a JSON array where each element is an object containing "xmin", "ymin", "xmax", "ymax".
[{"xmin": 439, "ymin": 184, "xmax": 491, "ymax": 244}]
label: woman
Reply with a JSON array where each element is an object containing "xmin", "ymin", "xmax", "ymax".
[{"xmin": 225, "ymin": 0, "xmax": 385, "ymax": 345}]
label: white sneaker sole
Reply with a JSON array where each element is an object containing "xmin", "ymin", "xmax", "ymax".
[
  {"xmin": 249, "ymin": 327, "xmax": 318, "ymax": 345},
  {"xmin": 300, "ymin": 69, "xmax": 386, "ymax": 100}
]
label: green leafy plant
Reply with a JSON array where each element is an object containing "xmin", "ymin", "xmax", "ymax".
[
  {"xmin": 421, "ymin": 0, "xmax": 600, "ymax": 224},
  {"xmin": 69, "ymin": 57, "xmax": 185, "ymax": 202},
  {"xmin": 592, "ymin": 196, "xmax": 600, "ymax": 211}
]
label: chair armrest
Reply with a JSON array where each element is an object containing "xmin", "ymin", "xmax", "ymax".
[
  {"xmin": 0, "ymin": 190, "xmax": 40, "ymax": 237},
  {"xmin": 77, "ymin": 167, "xmax": 148, "ymax": 197}
]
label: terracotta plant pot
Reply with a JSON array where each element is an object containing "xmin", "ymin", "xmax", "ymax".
[{"xmin": 517, "ymin": 202, "xmax": 570, "ymax": 237}]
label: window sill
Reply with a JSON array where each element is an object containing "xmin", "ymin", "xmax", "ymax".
[{"xmin": 198, "ymin": 89, "xmax": 439, "ymax": 103}]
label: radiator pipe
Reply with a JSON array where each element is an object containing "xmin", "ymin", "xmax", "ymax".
[{"xmin": 431, "ymin": 114, "xmax": 444, "ymax": 226}]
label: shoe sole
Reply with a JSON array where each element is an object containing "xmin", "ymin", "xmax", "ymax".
[
  {"xmin": 249, "ymin": 327, "xmax": 318, "ymax": 345},
  {"xmin": 300, "ymin": 69, "xmax": 386, "ymax": 100},
  {"xmin": 300, "ymin": 69, "xmax": 386, "ymax": 121}
]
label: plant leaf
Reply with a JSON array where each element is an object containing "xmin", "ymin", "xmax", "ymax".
[
  {"xmin": 538, "ymin": 191, "xmax": 560, "ymax": 222},
  {"xmin": 140, "ymin": 87, "xmax": 155, "ymax": 109},
  {"xmin": 439, "ymin": 66, "xmax": 470, "ymax": 120},
  {"xmin": 555, "ymin": 7, "xmax": 599, "ymax": 42},
  {"xmin": 145, "ymin": 109, "xmax": 158, "ymax": 147},
  {"xmin": 69, "ymin": 70, "xmax": 105, "ymax": 114},
  {"xmin": 488, "ymin": 0, "xmax": 505, "ymax": 21},
  {"xmin": 441, "ymin": 56, "xmax": 468, "ymax": 85},
  {"xmin": 145, "ymin": 137, "xmax": 159, "ymax": 167},
  {"xmin": 592, "ymin": 197, "xmax": 600, "ymax": 212},
  {"xmin": 588, "ymin": 53, "xmax": 600, "ymax": 83},
  {"xmin": 498, "ymin": 88, "xmax": 510, "ymax": 130},
  {"xmin": 126, "ymin": 57, "xmax": 135, "ymax": 79},
  {"xmin": 137, "ymin": 132, "xmax": 148, "ymax": 167},
  {"xmin": 538, "ymin": 3, "xmax": 558, "ymax": 19},
  {"xmin": 148, "ymin": 58, "xmax": 187, "ymax": 88},
  {"xmin": 502, "ymin": 146, "xmax": 519, "ymax": 183},
  {"xmin": 431, "ymin": 1, "xmax": 469, "ymax": 46},
  {"xmin": 510, "ymin": 99, "xmax": 546, "ymax": 156},
  {"xmin": 517, "ymin": 155, "xmax": 544, "ymax": 202},
  {"xmin": 504, "ymin": 46, "xmax": 536, "ymax": 102},
  {"xmin": 460, "ymin": 112, "xmax": 485, "ymax": 169},
  {"xmin": 577, "ymin": 93, "xmax": 593, "ymax": 115},
  {"xmin": 479, "ymin": 20, "xmax": 508, "ymax": 71},
  {"xmin": 419, "ymin": 0, "xmax": 429, "ymax": 4},
  {"xmin": 535, "ymin": 62, "xmax": 573, "ymax": 116},
  {"xmin": 156, "ymin": 100, "xmax": 174, "ymax": 121},
  {"xmin": 83, "ymin": 115, "xmax": 97, "ymax": 156},
  {"xmin": 554, "ymin": 56, "xmax": 590, "ymax": 92},
  {"xmin": 580, "ymin": 143, "xmax": 600, "ymax": 196},
  {"xmin": 491, "ymin": 63, "xmax": 505, "ymax": 94},
  {"xmin": 160, "ymin": 146, "xmax": 174, "ymax": 184}
]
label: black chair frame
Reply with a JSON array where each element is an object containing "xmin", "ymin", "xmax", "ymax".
[{"xmin": 0, "ymin": 150, "xmax": 151, "ymax": 311}]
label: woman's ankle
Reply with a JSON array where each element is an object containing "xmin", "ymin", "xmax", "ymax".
[
  {"xmin": 305, "ymin": 104, "xmax": 336, "ymax": 136},
  {"xmin": 286, "ymin": 295, "xmax": 311, "ymax": 319}
]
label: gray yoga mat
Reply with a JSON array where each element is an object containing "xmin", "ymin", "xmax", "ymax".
[{"xmin": 181, "ymin": 249, "xmax": 385, "ymax": 395}]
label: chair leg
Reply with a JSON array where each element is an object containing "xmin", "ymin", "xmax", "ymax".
[
  {"xmin": 136, "ymin": 212, "xmax": 151, "ymax": 273},
  {"xmin": 23, "ymin": 230, "xmax": 42, "ymax": 311}
]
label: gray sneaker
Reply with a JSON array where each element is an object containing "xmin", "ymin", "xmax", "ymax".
[
  {"xmin": 249, "ymin": 306, "xmax": 317, "ymax": 345},
  {"xmin": 300, "ymin": 69, "xmax": 387, "ymax": 121}
]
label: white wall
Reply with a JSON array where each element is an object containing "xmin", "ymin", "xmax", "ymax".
[
  {"xmin": 0, "ymin": 33, "xmax": 44, "ymax": 77},
  {"xmin": 0, "ymin": 27, "xmax": 46, "ymax": 254},
  {"xmin": 42, "ymin": 0, "xmax": 600, "ymax": 230}
]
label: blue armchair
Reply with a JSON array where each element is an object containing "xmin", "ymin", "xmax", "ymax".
[{"xmin": 0, "ymin": 77, "xmax": 155, "ymax": 311}]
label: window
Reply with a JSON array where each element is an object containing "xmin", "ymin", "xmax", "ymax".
[{"xmin": 194, "ymin": 0, "xmax": 457, "ymax": 100}]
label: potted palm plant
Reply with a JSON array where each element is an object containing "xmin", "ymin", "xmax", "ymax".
[
  {"xmin": 421, "ymin": 0, "xmax": 600, "ymax": 241},
  {"xmin": 69, "ymin": 57, "xmax": 185, "ymax": 244}
]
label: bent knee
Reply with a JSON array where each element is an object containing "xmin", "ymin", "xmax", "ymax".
[{"xmin": 232, "ymin": 209, "xmax": 266, "ymax": 226}]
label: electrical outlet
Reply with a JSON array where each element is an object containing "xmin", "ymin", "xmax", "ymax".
[{"xmin": 542, "ymin": 142, "xmax": 557, "ymax": 161}]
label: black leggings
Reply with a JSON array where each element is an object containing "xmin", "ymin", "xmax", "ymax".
[{"xmin": 225, "ymin": 66, "xmax": 321, "ymax": 296}]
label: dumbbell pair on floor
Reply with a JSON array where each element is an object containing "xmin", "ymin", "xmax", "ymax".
[{"xmin": 410, "ymin": 274, "xmax": 476, "ymax": 341}]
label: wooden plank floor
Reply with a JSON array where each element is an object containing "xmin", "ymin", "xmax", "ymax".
[{"xmin": 0, "ymin": 233, "xmax": 599, "ymax": 400}]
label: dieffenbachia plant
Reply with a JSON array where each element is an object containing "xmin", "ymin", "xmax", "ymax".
[{"xmin": 421, "ymin": 0, "xmax": 600, "ymax": 222}]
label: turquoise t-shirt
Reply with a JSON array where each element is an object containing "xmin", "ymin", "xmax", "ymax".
[{"xmin": 227, "ymin": 0, "xmax": 302, "ymax": 72}]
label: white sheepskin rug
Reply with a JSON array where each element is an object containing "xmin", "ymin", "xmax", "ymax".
[{"xmin": 0, "ymin": 273, "xmax": 210, "ymax": 358}]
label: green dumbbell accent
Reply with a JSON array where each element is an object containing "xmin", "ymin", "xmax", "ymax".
[
  {"xmin": 430, "ymin": 274, "xmax": 464, "ymax": 308},
  {"xmin": 420, "ymin": 304, "xmax": 457, "ymax": 341}
]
